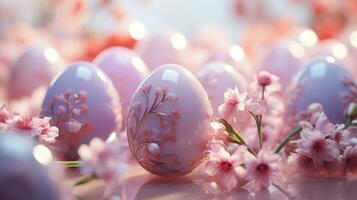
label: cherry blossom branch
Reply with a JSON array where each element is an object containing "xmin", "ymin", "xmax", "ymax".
[
  {"xmin": 74, "ymin": 174, "xmax": 97, "ymax": 186},
  {"xmin": 274, "ymin": 126, "xmax": 302, "ymax": 154},
  {"xmin": 249, "ymin": 111, "xmax": 263, "ymax": 150},
  {"xmin": 219, "ymin": 119, "xmax": 257, "ymax": 157},
  {"xmin": 58, "ymin": 161, "xmax": 82, "ymax": 167}
]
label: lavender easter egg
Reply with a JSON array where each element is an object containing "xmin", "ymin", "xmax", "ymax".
[
  {"xmin": 257, "ymin": 41, "xmax": 303, "ymax": 89},
  {"xmin": 196, "ymin": 62, "xmax": 247, "ymax": 116},
  {"xmin": 40, "ymin": 62, "xmax": 121, "ymax": 160},
  {"xmin": 7, "ymin": 45, "xmax": 64, "ymax": 100},
  {"xmin": 127, "ymin": 64, "xmax": 213, "ymax": 176},
  {"xmin": 94, "ymin": 47, "xmax": 149, "ymax": 126},
  {"xmin": 287, "ymin": 58, "xmax": 357, "ymax": 124},
  {"xmin": 0, "ymin": 134, "xmax": 60, "ymax": 200}
]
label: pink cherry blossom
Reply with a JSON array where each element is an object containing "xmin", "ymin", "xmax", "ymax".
[
  {"xmin": 257, "ymin": 71, "xmax": 279, "ymax": 87},
  {"xmin": 288, "ymin": 152, "xmax": 315, "ymax": 174},
  {"xmin": 304, "ymin": 103, "xmax": 336, "ymax": 134},
  {"xmin": 0, "ymin": 105, "xmax": 9, "ymax": 129},
  {"xmin": 0, "ymin": 105, "xmax": 9, "ymax": 124},
  {"xmin": 245, "ymin": 150, "xmax": 284, "ymax": 190},
  {"xmin": 205, "ymin": 143, "xmax": 247, "ymax": 192},
  {"xmin": 218, "ymin": 86, "xmax": 247, "ymax": 119},
  {"xmin": 78, "ymin": 137, "xmax": 129, "ymax": 184},
  {"xmin": 0, "ymin": 105, "xmax": 59, "ymax": 144},
  {"xmin": 35, "ymin": 117, "xmax": 59, "ymax": 144},
  {"xmin": 339, "ymin": 146, "xmax": 357, "ymax": 176},
  {"xmin": 296, "ymin": 128, "xmax": 339, "ymax": 168}
]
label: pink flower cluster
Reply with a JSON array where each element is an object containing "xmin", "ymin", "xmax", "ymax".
[
  {"xmin": 217, "ymin": 71, "xmax": 284, "ymax": 151},
  {"xmin": 205, "ymin": 141, "xmax": 284, "ymax": 192},
  {"xmin": 218, "ymin": 71, "xmax": 281, "ymax": 118},
  {"xmin": 288, "ymin": 103, "xmax": 357, "ymax": 177},
  {"xmin": 0, "ymin": 104, "xmax": 59, "ymax": 144},
  {"xmin": 78, "ymin": 136, "xmax": 129, "ymax": 185}
]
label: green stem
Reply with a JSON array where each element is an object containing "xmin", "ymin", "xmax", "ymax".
[
  {"xmin": 258, "ymin": 114, "xmax": 263, "ymax": 149},
  {"xmin": 75, "ymin": 174, "xmax": 97, "ymax": 187},
  {"xmin": 219, "ymin": 119, "xmax": 257, "ymax": 157},
  {"xmin": 344, "ymin": 118, "xmax": 353, "ymax": 129},
  {"xmin": 257, "ymin": 86, "xmax": 265, "ymax": 150},
  {"xmin": 249, "ymin": 112, "xmax": 263, "ymax": 150},
  {"xmin": 58, "ymin": 161, "xmax": 82, "ymax": 167},
  {"xmin": 274, "ymin": 126, "xmax": 302, "ymax": 154}
]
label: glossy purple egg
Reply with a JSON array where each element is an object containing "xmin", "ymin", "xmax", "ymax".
[
  {"xmin": 94, "ymin": 47, "xmax": 149, "ymax": 127},
  {"xmin": 258, "ymin": 41, "xmax": 303, "ymax": 89},
  {"xmin": 0, "ymin": 134, "xmax": 60, "ymax": 200},
  {"xmin": 287, "ymin": 58, "xmax": 356, "ymax": 124},
  {"xmin": 127, "ymin": 64, "xmax": 213, "ymax": 176},
  {"xmin": 40, "ymin": 62, "xmax": 121, "ymax": 160},
  {"xmin": 7, "ymin": 45, "xmax": 64, "ymax": 100},
  {"xmin": 196, "ymin": 62, "xmax": 247, "ymax": 116}
]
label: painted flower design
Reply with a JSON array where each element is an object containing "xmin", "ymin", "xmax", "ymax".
[{"xmin": 127, "ymin": 84, "xmax": 181, "ymax": 174}]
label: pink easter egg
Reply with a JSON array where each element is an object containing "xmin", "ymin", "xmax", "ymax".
[
  {"xmin": 40, "ymin": 62, "xmax": 121, "ymax": 160},
  {"xmin": 7, "ymin": 45, "xmax": 64, "ymax": 100},
  {"xmin": 135, "ymin": 29, "xmax": 187, "ymax": 70},
  {"xmin": 127, "ymin": 64, "xmax": 213, "ymax": 176},
  {"xmin": 94, "ymin": 47, "xmax": 149, "ymax": 127}
]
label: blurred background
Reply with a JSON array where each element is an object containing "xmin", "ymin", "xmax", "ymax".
[{"xmin": 1, "ymin": 0, "xmax": 357, "ymax": 114}]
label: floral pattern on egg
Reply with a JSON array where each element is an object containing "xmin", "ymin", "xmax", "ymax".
[
  {"xmin": 127, "ymin": 85, "xmax": 180, "ymax": 171},
  {"xmin": 41, "ymin": 62, "xmax": 121, "ymax": 160},
  {"xmin": 127, "ymin": 64, "xmax": 212, "ymax": 176}
]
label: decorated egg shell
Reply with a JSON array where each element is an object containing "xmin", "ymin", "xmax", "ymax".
[
  {"xmin": 127, "ymin": 64, "xmax": 213, "ymax": 176},
  {"xmin": 287, "ymin": 58, "xmax": 357, "ymax": 124},
  {"xmin": 196, "ymin": 62, "xmax": 247, "ymax": 116},
  {"xmin": 94, "ymin": 47, "xmax": 149, "ymax": 127},
  {"xmin": 40, "ymin": 62, "xmax": 121, "ymax": 160},
  {"xmin": 257, "ymin": 40, "xmax": 303, "ymax": 89},
  {"xmin": 135, "ymin": 29, "xmax": 187, "ymax": 70},
  {"xmin": 0, "ymin": 134, "xmax": 60, "ymax": 200},
  {"xmin": 7, "ymin": 45, "xmax": 65, "ymax": 100}
]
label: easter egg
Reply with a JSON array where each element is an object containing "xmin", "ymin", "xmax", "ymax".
[
  {"xmin": 94, "ymin": 47, "xmax": 149, "ymax": 127},
  {"xmin": 136, "ymin": 29, "xmax": 187, "ymax": 70},
  {"xmin": 257, "ymin": 40, "xmax": 303, "ymax": 89},
  {"xmin": 196, "ymin": 62, "xmax": 247, "ymax": 116},
  {"xmin": 40, "ymin": 62, "xmax": 121, "ymax": 160},
  {"xmin": 7, "ymin": 45, "xmax": 64, "ymax": 100},
  {"xmin": 0, "ymin": 134, "xmax": 60, "ymax": 200},
  {"xmin": 127, "ymin": 64, "xmax": 212, "ymax": 176},
  {"xmin": 287, "ymin": 58, "xmax": 356, "ymax": 124}
]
